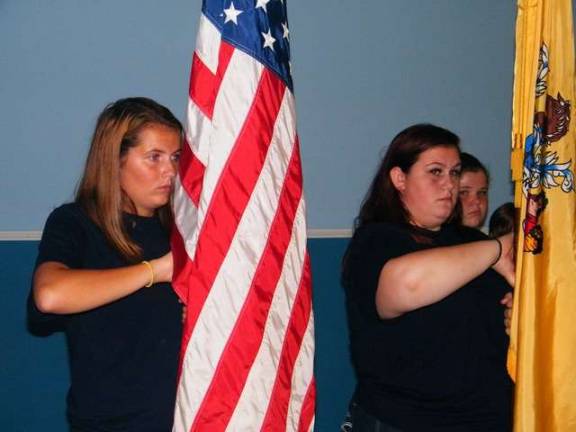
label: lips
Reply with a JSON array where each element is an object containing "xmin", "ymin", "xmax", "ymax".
[{"xmin": 157, "ymin": 184, "xmax": 173, "ymax": 193}]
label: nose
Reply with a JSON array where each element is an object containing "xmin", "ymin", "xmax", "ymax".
[
  {"xmin": 162, "ymin": 159, "xmax": 177, "ymax": 178},
  {"xmin": 445, "ymin": 174, "xmax": 458, "ymax": 191}
]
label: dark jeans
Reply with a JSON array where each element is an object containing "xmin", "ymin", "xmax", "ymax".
[{"xmin": 341, "ymin": 400, "xmax": 404, "ymax": 432}]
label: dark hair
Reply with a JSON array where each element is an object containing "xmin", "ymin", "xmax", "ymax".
[
  {"xmin": 76, "ymin": 97, "xmax": 183, "ymax": 261},
  {"xmin": 460, "ymin": 152, "xmax": 490, "ymax": 184},
  {"xmin": 489, "ymin": 202, "xmax": 515, "ymax": 238},
  {"xmin": 356, "ymin": 123, "xmax": 461, "ymax": 229}
]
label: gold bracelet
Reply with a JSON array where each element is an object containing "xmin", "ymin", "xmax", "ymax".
[{"xmin": 142, "ymin": 260, "xmax": 154, "ymax": 287}]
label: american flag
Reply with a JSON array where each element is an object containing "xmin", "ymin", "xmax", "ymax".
[{"xmin": 171, "ymin": 0, "xmax": 316, "ymax": 430}]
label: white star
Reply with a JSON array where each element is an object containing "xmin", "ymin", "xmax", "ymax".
[
  {"xmin": 281, "ymin": 22, "xmax": 289, "ymax": 39},
  {"xmin": 261, "ymin": 29, "xmax": 276, "ymax": 50},
  {"xmin": 224, "ymin": 2, "xmax": 243, "ymax": 25},
  {"xmin": 256, "ymin": 0, "xmax": 270, "ymax": 12}
]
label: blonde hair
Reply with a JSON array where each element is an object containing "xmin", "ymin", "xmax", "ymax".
[{"xmin": 76, "ymin": 97, "xmax": 183, "ymax": 262}]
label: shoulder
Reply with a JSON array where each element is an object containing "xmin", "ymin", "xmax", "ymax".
[
  {"xmin": 38, "ymin": 203, "xmax": 97, "ymax": 267},
  {"xmin": 343, "ymin": 223, "xmax": 415, "ymax": 307},
  {"xmin": 352, "ymin": 222, "xmax": 411, "ymax": 244},
  {"xmin": 45, "ymin": 202, "xmax": 86, "ymax": 226},
  {"xmin": 43, "ymin": 202, "xmax": 100, "ymax": 234},
  {"xmin": 346, "ymin": 222, "xmax": 415, "ymax": 272},
  {"xmin": 351, "ymin": 223, "xmax": 432, "ymax": 257}
]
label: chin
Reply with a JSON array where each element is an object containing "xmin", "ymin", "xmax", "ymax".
[
  {"xmin": 155, "ymin": 196, "xmax": 171, "ymax": 207},
  {"xmin": 464, "ymin": 219, "xmax": 480, "ymax": 228},
  {"xmin": 438, "ymin": 209, "xmax": 454, "ymax": 221}
]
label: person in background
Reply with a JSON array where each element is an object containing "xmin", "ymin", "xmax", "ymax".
[
  {"xmin": 343, "ymin": 124, "xmax": 514, "ymax": 431},
  {"xmin": 459, "ymin": 152, "xmax": 490, "ymax": 229},
  {"xmin": 490, "ymin": 202, "xmax": 517, "ymax": 338},
  {"xmin": 489, "ymin": 202, "xmax": 516, "ymax": 239},
  {"xmin": 29, "ymin": 97, "xmax": 183, "ymax": 431}
]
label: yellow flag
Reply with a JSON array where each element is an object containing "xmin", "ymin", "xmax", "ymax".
[{"xmin": 509, "ymin": 0, "xmax": 576, "ymax": 430}]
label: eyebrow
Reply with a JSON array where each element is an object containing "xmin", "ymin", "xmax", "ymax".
[
  {"xmin": 460, "ymin": 185, "xmax": 488, "ymax": 190},
  {"xmin": 144, "ymin": 148, "xmax": 181, "ymax": 154},
  {"xmin": 425, "ymin": 162, "xmax": 462, "ymax": 168}
]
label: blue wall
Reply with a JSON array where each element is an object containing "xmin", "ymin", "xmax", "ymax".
[
  {"xmin": 0, "ymin": 0, "xmax": 516, "ymax": 231},
  {"xmin": 1, "ymin": 242, "xmax": 69, "ymax": 431},
  {"xmin": 1, "ymin": 1, "xmax": 522, "ymax": 430},
  {"xmin": 0, "ymin": 238, "xmax": 354, "ymax": 431}
]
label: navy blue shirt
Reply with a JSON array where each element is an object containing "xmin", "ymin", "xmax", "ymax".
[
  {"xmin": 344, "ymin": 223, "xmax": 512, "ymax": 431},
  {"xmin": 29, "ymin": 203, "xmax": 182, "ymax": 431}
]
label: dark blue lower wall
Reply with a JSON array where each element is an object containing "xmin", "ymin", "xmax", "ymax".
[{"xmin": 0, "ymin": 238, "xmax": 354, "ymax": 431}]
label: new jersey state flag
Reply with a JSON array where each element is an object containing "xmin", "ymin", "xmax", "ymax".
[
  {"xmin": 170, "ymin": 1, "xmax": 316, "ymax": 431},
  {"xmin": 509, "ymin": 0, "xmax": 576, "ymax": 430}
]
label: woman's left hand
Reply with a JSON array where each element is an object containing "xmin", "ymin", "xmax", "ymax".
[
  {"xmin": 500, "ymin": 292, "xmax": 513, "ymax": 335},
  {"xmin": 151, "ymin": 252, "xmax": 173, "ymax": 283}
]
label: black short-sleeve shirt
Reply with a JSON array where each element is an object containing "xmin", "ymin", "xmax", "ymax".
[
  {"xmin": 29, "ymin": 203, "xmax": 182, "ymax": 431},
  {"xmin": 344, "ymin": 222, "xmax": 512, "ymax": 432}
]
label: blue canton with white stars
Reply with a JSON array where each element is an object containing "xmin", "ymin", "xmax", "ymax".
[{"xmin": 203, "ymin": 0, "xmax": 293, "ymax": 91}]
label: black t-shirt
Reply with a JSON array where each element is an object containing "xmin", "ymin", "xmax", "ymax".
[
  {"xmin": 344, "ymin": 222, "xmax": 512, "ymax": 432},
  {"xmin": 29, "ymin": 203, "xmax": 182, "ymax": 431}
]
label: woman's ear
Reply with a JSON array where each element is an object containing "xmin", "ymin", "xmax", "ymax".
[{"xmin": 389, "ymin": 167, "xmax": 406, "ymax": 191}]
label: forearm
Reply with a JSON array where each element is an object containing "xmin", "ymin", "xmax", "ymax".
[
  {"xmin": 33, "ymin": 261, "xmax": 155, "ymax": 314},
  {"xmin": 376, "ymin": 239, "xmax": 500, "ymax": 318}
]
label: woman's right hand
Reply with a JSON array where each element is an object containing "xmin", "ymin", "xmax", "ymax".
[
  {"xmin": 492, "ymin": 232, "xmax": 515, "ymax": 287},
  {"xmin": 151, "ymin": 252, "xmax": 173, "ymax": 283}
]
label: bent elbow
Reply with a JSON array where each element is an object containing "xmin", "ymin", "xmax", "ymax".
[
  {"xmin": 375, "ymin": 288, "xmax": 411, "ymax": 319},
  {"xmin": 376, "ymin": 260, "xmax": 419, "ymax": 319},
  {"xmin": 376, "ymin": 302, "xmax": 403, "ymax": 319},
  {"xmin": 33, "ymin": 284, "xmax": 61, "ymax": 314},
  {"xmin": 33, "ymin": 263, "xmax": 70, "ymax": 314}
]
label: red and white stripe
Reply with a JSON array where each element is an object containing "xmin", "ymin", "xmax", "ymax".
[{"xmin": 172, "ymin": 13, "xmax": 315, "ymax": 432}]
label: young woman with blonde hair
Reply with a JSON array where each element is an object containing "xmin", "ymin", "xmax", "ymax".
[{"xmin": 30, "ymin": 97, "xmax": 183, "ymax": 431}]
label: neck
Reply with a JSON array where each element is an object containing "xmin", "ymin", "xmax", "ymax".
[{"xmin": 409, "ymin": 219, "xmax": 441, "ymax": 232}]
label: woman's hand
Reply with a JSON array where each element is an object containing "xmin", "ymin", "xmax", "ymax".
[
  {"xmin": 492, "ymin": 233, "xmax": 515, "ymax": 287},
  {"xmin": 500, "ymin": 292, "xmax": 513, "ymax": 335},
  {"xmin": 181, "ymin": 304, "xmax": 187, "ymax": 324},
  {"xmin": 150, "ymin": 252, "xmax": 173, "ymax": 283}
]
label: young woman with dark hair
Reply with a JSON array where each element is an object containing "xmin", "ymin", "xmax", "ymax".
[{"xmin": 343, "ymin": 124, "xmax": 514, "ymax": 431}]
